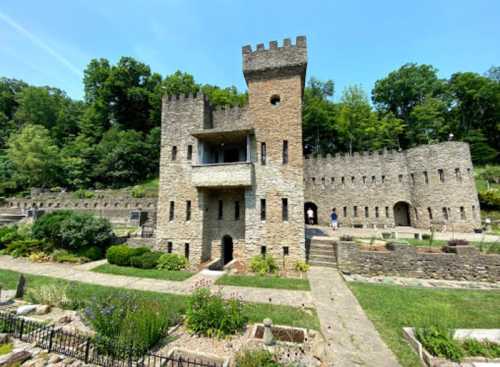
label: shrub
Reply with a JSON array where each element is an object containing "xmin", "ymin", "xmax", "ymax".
[
  {"xmin": 250, "ymin": 255, "xmax": 278, "ymax": 275},
  {"xmin": 478, "ymin": 189, "xmax": 500, "ymax": 210},
  {"xmin": 415, "ymin": 326, "xmax": 464, "ymax": 362},
  {"xmin": 26, "ymin": 284, "xmax": 74, "ymax": 308},
  {"xmin": 130, "ymin": 251, "xmax": 162, "ymax": 269},
  {"xmin": 28, "ymin": 251, "xmax": 51, "ymax": 262},
  {"xmin": 478, "ymin": 165, "xmax": 500, "ymax": 184},
  {"xmin": 51, "ymin": 249, "xmax": 84, "ymax": 264},
  {"xmin": 462, "ymin": 339, "xmax": 500, "ymax": 358},
  {"xmin": 156, "ymin": 253, "xmax": 188, "ymax": 271},
  {"xmin": 447, "ymin": 239, "xmax": 469, "ymax": 247},
  {"xmin": 83, "ymin": 292, "xmax": 176, "ymax": 354},
  {"xmin": 0, "ymin": 226, "xmax": 20, "ymax": 249},
  {"xmin": 77, "ymin": 246, "xmax": 104, "ymax": 261},
  {"xmin": 422, "ymin": 234, "xmax": 431, "ymax": 240},
  {"xmin": 185, "ymin": 288, "xmax": 247, "ymax": 338},
  {"xmin": 294, "ymin": 260, "xmax": 310, "ymax": 273},
  {"xmin": 106, "ymin": 245, "xmax": 150, "ymax": 266},
  {"xmin": 131, "ymin": 186, "xmax": 145, "ymax": 198},
  {"xmin": 5, "ymin": 239, "xmax": 49, "ymax": 257},
  {"xmin": 33, "ymin": 211, "xmax": 114, "ymax": 251},
  {"xmin": 235, "ymin": 349, "xmax": 282, "ymax": 367},
  {"xmin": 74, "ymin": 189, "xmax": 94, "ymax": 199}
]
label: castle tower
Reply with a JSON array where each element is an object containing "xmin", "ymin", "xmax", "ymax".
[{"xmin": 242, "ymin": 36, "xmax": 307, "ymax": 265}]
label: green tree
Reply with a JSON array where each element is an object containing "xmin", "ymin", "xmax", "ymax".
[
  {"xmin": 201, "ymin": 85, "xmax": 247, "ymax": 107},
  {"xmin": 162, "ymin": 70, "xmax": 199, "ymax": 96},
  {"xmin": 7, "ymin": 124, "xmax": 61, "ymax": 188},
  {"xmin": 409, "ymin": 97, "xmax": 450, "ymax": 144}
]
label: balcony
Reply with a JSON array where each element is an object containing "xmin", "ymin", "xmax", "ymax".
[{"xmin": 192, "ymin": 162, "xmax": 254, "ymax": 188}]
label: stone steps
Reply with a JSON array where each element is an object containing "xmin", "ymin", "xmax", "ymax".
[
  {"xmin": 307, "ymin": 237, "xmax": 337, "ymax": 267},
  {"xmin": 308, "ymin": 259, "xmax": 337, "ymax": 268}
]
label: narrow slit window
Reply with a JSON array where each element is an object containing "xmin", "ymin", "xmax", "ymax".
[
  {"xmin": 343, "ymin": 206, "xmax": 347, "ymax": 217},
  {"xmin": 455, "ymin": 168, "xmax": 462, "ymax": 182},
  {"xmin": 375, "ymin": 207, "xmax": 379, "ymax": 218},
  {"xmin": 364, "ymin": 207, "xmax": 369, "ymax": 218},
  {"xmin": 282, "ymin": 198, "xmax": 288, "ymax": 221},
  {"xmin": 187, "ymin": 145, "xmax": 193, "ymax": 160},
  {"xmin": 351, "ymin": 176, "xmax": 355, "ymax": 184},
  {"xmin": 260, "ymin": 199, "xmax": 266, "ymax": 221},
  {"xmin": 184, "ymin": 243, "xmax": 190, "ymax": 259},
  {"xmin": 261, "ymin": 246, "xmax": 267, "ymax": 256},
  {"xmin": 171, "ymin": 146, "xmax": 177, "ymax": 161},
  {"xmin": 234, "ymin": 201, "xmax": 240, "ymax": 220},
  {"xmin": 261, "ymin": 142, "xmax": 267, "ymax": 165},
  {"xmin": 167, "ymin": 242, "xmax": 173, "ymax": 253},
  {"xmin": 385, "ymin": 206, "xmax": 390, "ymax": 218},
  {"xmin": 424, "ymin": 171, "xmax": 429, "ymax": 184},
  {"xmin": 283, "ymin": 246, "xmax": 289, "ymax": 256},
  {"xmin": 398, "ymin": 174, "xmax": 403, "ymax": 183},
  {"xmin": 472, "ymin": 205, "xmax": 476, "ymax": 219},
  {"xmin": 442, "ymin": 207, "xmax": 449, "ymax": 221},
  {"xmin": 186, "ymin": 200, "xmax": 191, "ymax": 221},
  {"xmin": 363, "ymin": 176, "xmax": 367, "ymax": 184},
  {"xmin": 218, "ymin": 200, "xmax": 223, "ymax": 220},
  {"xmin": 353, "ymin": 206, "xmax": 358, "ymax": 217},
  {"xmin": 428, "ymin": 207, "xmax": 433, "ymax": 220},
  {"xmin": 282, "ymin": 140, "xmax": 288, "ymax": 164},
  {"xmin": 460, "ymin": 206, "xmax": 466, "ymax": 219},
  {"xmin": 381, "ymin": 175, "xmax": 386, "ymax": 183},
  {"xmin": 169, "ymin": 201, "xmax": 175, "ymax": 221},
  {"xmin": 372, "ymin": 176, "xmax": 376, "ymax": 183},
  {"xmin": 410, "ymin": 173, "xmax": 415, "ymax": 185},
  {"xmin": 438, "ymin": 169, "xmax": 445, "ymax": 183}
]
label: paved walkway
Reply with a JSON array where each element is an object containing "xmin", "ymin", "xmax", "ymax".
[
  {"xmin": 309, "ymin": 266, "xmax": 400, "ymax": 367},
  {"xmin": 0, "ymin": 255, "xmax": 313, "ymax": 308}
]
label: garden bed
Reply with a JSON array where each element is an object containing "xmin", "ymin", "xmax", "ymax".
[
  {"xmin": 252, "ymin": 324, "xmax": 306, "ymax": 344},
  {"xmin": 92, "ymin": 263, "xmax": 193, "ymax": 281}
]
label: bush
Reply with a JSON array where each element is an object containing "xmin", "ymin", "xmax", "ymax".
[
  {"xmin": 478, "ymin": 165, "xmax": 500, "ymax": 184},
  {"xmin": 106, "ymin": 245, "xmax": 150, "ymax": 266},
  {"xmin": 130, "ymin": 186, "xmax": 145, "ymax": 198},
  {"xmin": 250, "ymin": 255, "xmax": 278, "ymax": 275},
  {"xmin": 415, "ymin": 326, "xmax": 464, "ymax": 362},
  {"xmin": 33, "ymin": 211, "xmax": 114, "ymax": 251},
  {"xmin": 422, "ymin": 234, "xmax": 431, "ymax": 240},
  {"xmin": 130, "ymin": 251, "xmax": 162, "ymax": 269},
  {"xmin": 478, "ymin": 190, "xmax": 500, "ymax": 210},
  {"xmin": 462, "ymin": 339, "xmax": 500, "ymax": 358},
  {"xmin": 51, "ymin": 249, "xmax": 85, "ymax": 264},
  {"xmin": 235, "ymin": 349, "xmax": 282, "ymax": 367},
  {"xmin": 77, "ymin": 246, "xmax": 104, "ymax": 261},
  {"xmin": 26, "ymin": 284, "xmax": 74, "ymax": 308},
  {"xmin": 5, "ymin": 239, "xmax": 49, "ymax": 257},
  {"xmin": 74, "ymin": 189, "xmax": 95, "ymax": 199},
  {"xmin": 294, "ymin": 260, "xmax": 310, "ymax": 273},
  {"xmin": 83, "ymin": 292, "xmax": 176, "ymax": 354},
  {"xmin": 0, "ymin": 225, "xmax": 21, "ymax": 249},
  {"xmin": 156, "ymin": 253, "xmax": 188, "ymax": 271},
  {"xmin": 185, "ymin": 288, "xmax": 247, "ymax": 338},
  {"xmin": 28, "ymin": 251, "xmax": 51, "ymax": 262}
]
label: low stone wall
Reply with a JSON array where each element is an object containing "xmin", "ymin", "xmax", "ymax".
[{"xmin": 336, "ymin": 241, "xmax": 500, "ymax": 282}]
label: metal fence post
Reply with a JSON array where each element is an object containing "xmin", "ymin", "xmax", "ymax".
[
  {"xmin": 48, "ymin": 327, "xmax": 55, "ymax": 352},
  {"xmin": 19, "ymin": 319, "xmax": 25, "ymax": 340},
  {"xmin": 84, "ymin": 337, "xmax": 91, "ymax": 364}
]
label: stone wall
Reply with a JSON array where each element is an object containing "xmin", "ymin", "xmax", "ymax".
[
  {"xmin": 304, "ymin": 142, "xmax": 481, "ymax": 232},
  {"xmin": 0, "ymin": 193, "xmax": 157, "ymax": 226},
  {"xmin": 336, "ymin": 241, "xmax": 500, "ymax": 282}
]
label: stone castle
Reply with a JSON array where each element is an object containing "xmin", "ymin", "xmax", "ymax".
[{"xmin": 155, "ymin": 36, "xmax": 481, "ymax": 268}]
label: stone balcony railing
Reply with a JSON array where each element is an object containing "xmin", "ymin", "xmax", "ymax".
[{"xmin": 191, "ymin": 162, "xmax": 254, "ymax": 188}]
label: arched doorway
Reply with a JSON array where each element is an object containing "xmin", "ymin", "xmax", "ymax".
[
  {"xmin": 393, "ymin": 201, "xmax": 411, "ymax": 226},
  {"xmin": 304, "ymin": 202, "xmax": 318, "ymax": 225},
  {"xmin": 222, "ymin": 235, "xmax": 233, "ymax": 265}
]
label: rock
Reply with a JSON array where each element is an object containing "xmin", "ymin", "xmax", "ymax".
[
  {"xmin": 16, "ymin": 305, "xmax": 37, "ymax": 315},
  {"xmin": 0, "ymin": 350, "xmax": 32, "ymax": 367},
  {"xmin": 34, "ymin": 305, "xmax": 51, "ymax": 315},
  {"xmin": 0, "ymin": 333, "xmax": 8, "ymax": 344}
]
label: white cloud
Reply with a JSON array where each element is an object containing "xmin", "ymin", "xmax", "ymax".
[{"xmin": 0, "ymin": 10, "xmax": 83, "ymax": 78}]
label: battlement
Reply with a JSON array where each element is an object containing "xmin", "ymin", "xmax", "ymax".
[
  {"xmin": 163, "ymin": 92, "xmax": 207, "ymax": 104},
  {"xmin": 242, "ymin": 36, "xmax": 307, "ymax": 82}
]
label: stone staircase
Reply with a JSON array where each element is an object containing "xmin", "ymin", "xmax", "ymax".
[{"xmin": 307, "ymin": 237, "xmax": 337, "ymax": 268}]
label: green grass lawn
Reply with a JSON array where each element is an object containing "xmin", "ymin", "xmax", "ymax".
[
  {"xmin": 0, "ymin": 343, "xmax": 13, "ymax": 356},
  {"xmin": 92, "ymin": 263, "xmax": 194, "ymax": 281},
  {"xmin": 216, "ymin": 274, "xmax": 310, "ymax": 291},
  {"xmin": 0, "ymin": 269, "xmax": 320, "ymax": 331},
  {"xmin": 349, "ymin": 282, "xmax": 500, "ymax": 367}
]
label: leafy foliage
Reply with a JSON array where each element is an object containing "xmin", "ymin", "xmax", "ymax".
[
  {"xmin": 106, "ymin": 245, "xmax": 150, "ymax": 266},
  {"xmin": 185, "ymin": 288, "xmax": 247, "ymax": 338},
  {"xmin": 415, "ymin": 326, "xmax": 464, "ymax": 362},
  {"xmin": 130, "ymin": 251, "xmax": 162, "ymax": 269},
  {"xmin": 234, "ymin": 349, "xmax": 283, "ymax": 367},
  {"xmin": 156, "ymin": 253, "xmax": 188, "ymax": 271},
  {"xmin": 249, "ymin": 255, "xmax": 278, "ymax": 275}
]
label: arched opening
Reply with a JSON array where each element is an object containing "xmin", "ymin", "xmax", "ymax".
[
  {"xmin": 222, "ymin": 235, "xmax": 233, "ymax": 265},
  {"xmin": 393, "ymin": 201, "xmax": 411, "ymax": 226},
  {"xmin": 304, "ymin": 202, "xmax": 318, "ymax": 225}
]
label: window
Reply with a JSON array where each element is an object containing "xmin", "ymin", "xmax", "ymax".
[
  {"xmin": 363, "ymin": 176, "xmax": 367, "ymax": 184},
  {"xmin": 282, "ymin": 140, "xmax": 288, "ymax": 164},
  {"xmin": 218, "ymin": 200, "xmax": 223, "ymax": 220},
  {"xmin": 260, "ymin": 199, "xmax": 266, "ymax": 221},
  {"xmin": 472, "ymin": 205, "xmax": 476, "ymax": 219},
  {"xmin": 467, "ymin": 168, "xmax": 471, "ymax": 176},
  {"xmin": 184, "ymin": 243, "xmax": 190, "ymax": 259},
  {"xmin": 343, "ymin": 206, "xmax": 347, "ymax": 217},
  {"xmin": 351, "ymin": 176, "xmax": 355, "ymax": 184},
  {"xmin": 410, "ymin": 173, "xmax": 415, "ymax": 185},
  {"xmin": 331, "ymin": 177, "xmax": 335, "ymax": 184},
  {"xmin": 442, "ymin": 207, "xmax": 449, "ymax": 221},
  {"xmin": 424, "ymin": 171, "xmax": 429, "ymax": 184},
  {"xmin": 311, "ymin": 177, "xmax": 316, "ymax": 184},
  {"xmin": 372, "ymin": 176, "xmax": 376, "ymax": 183},
  {"xmin": 261, "ymin": 142, "xmax": 266, "ymax": 165},
  {"xmin": 171, "ymin": 146, "xmax": 177, "ymax": 161},
  {"xmin": 186, "ymin": 200, "xmax": 191, "ymax": 221},
  {"xmin": 282, "ymin": 198, "xmax": 288, "ymax": 221},
  {"xmin": 414, "ymin": 208, "xmax": 419, "ymax": 220},
  {"xmin": 341, "ymin": 177, "xmax": 345, "ymax": 185},
  {"xmin": 460, "ymin": 206, "xmax": 466, "ymax": 220},
  {"xmin": 438, "ymin": 169, "xmax": 445, "ymax": 183},
  {"xmin": 381, "ymin": 175, "xmax": 386, "ymax": 183},
  {"xmin": 364, "ymin": 207, "xmax": 369, "ymax": 218},
  {"xmin": 375, "ymin": 207, "xmax": 379, "ymax": 218},
  {"xmin": 187, "ymin": 145, "xmax": 193, "ymax": 160},
  {"xmin": 270, "ymin": 94, "xmax": 281, "ymax": 106},
  {"xmin": 321, "ymin": 177, "xmax": 325, "ymax": 184},
  {"xmin": 428, "ymin": 207, "xmax": 433, "ymax": 220},
  {"xmin": 385, "ymin": 206, "xmax": 389, "ymax": 218},
  {"xmin": 353, "ymin": 206, "xmax": 358, "ymax": 217},
  {"xmin": 455, "ymin": 168, "xmax": 462, "ymax": 182},
  {"xmin": 398, "ymin": 174, "xmax": 403, "ymax": 183},
  {"xmin": 167, "ymin": 241, "xmax": 173, "ymax": 253},
  {"xmin": 234, "ymin": 201, "xmax": 240, "ymax": 220},
  {"xmin": 261, "ymin": 246, "xmax": 267, "ymax": 256},
  {"xmin": 169, "ymin": 201, "xmax": 175, "ymax": 221},
  {"xmin": 283, "ymin": 246, "xmax": 289, "ymax": 256}
]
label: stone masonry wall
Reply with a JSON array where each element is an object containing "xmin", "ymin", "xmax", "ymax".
[
  {"xmin": 304, "ymin": 142, "xmax": 481, "ymax": 232},
  {"xmin": 336, "ymin": 241, "xmax": 500, "ymax": 282}
]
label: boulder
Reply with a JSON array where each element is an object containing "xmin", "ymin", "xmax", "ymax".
[
  {"xmin": 34, "ymin": 305, "xmax": 51, "ymax": 315},
  {"xmin": 16, "ymin": 305, "xmax": 37, "ymax": 315},
  {"xmin": 0, "ymin": 350, "xmax": 32, "ymax": 367}
]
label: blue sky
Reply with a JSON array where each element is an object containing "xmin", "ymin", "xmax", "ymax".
[{"xmin": 1, "ymin": 0, "xmax": 499, "ymax": 101}]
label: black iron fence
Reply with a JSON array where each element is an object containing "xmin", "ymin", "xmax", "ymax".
[{"xmin": 0, "ymin": 312, "xmax": 223, "ymax": 367}]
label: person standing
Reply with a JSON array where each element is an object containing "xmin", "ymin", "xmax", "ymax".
[
  {"xmin": 307, "ymin": 207, "xmax": 315, "ymax": 225},
  {"xmin": 331, "ymin": 208, "xmax": 338, "ymax": 230}
]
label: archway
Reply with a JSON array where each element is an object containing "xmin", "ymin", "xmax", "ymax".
[
  {"xmin": 393, "ymin": 201, "xmax": 411, "ymax": 226},
  {"xmin": 222, "ymin": 235, "xmax": 233, "ymax": 265},
  {"xmin": 304, "ymin": 202, "xmax": 318, "ymax": 225}
]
